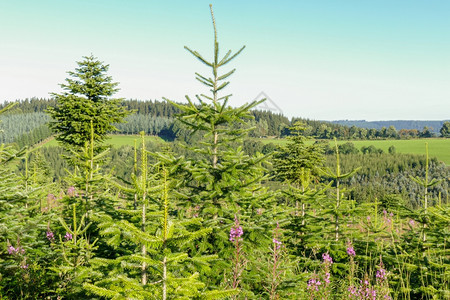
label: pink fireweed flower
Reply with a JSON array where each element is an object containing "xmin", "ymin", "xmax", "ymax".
[
  {"xmin": 347, "ymin": 246, "xmax": 356, "ymax": 256},
  {"xmin": 7, "ymin": 245, "xmax": 15, "ymax": 255},
  {"xmin": 64, "ymin": 232, "xmax": 73, "ymax": 241},
  {"xmin": 307, "ymin": 277, "xmax": 322, "ymax": 292},
  {"xmin": 273, "ymin": 238, "xmax": 282, "ymax": 249},
  {"xmin": 67, "ymin": 186, "xmax": 77, "ymax": 197},
  {"xmin": 229, "ymin": 216, "xmax": 243, "ymax": 242},
  {"xmin": 7, "ymin": 245, "xmax": 24, "ymax": 255},
  {"xmin": 376, "ymin": 268, "xmax": 387, "ymax": 280},
  {"xmin": 322, "ymin": 252, "xmax": 333, "ymax": 265},
  {"xmin": 46, "ymin": 231, "xmax": 55, "ymax": 242},
  {"xmin": 21, "ymin": 264, "xmax": 29, "ymax": 270},
  {"xmin": 348, "ymin": 285, "xmax": 357, "ymax": 296},
  {"xmin": 324, "ymin": 272, "xmax": 331, "ymax": 284}
]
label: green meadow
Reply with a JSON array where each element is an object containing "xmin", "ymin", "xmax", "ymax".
[
  {"xmin": 259, "ymin": 138, "xmax": 450, "ymax": 165},
  {"xmin": 44, "ymin": 135, "xmax": 449, "ymax": 165}
]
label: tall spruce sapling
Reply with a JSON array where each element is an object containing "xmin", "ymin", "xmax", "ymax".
[
  {"xmin": 48, "ymin": 203, "xmax": 98, "ymax": 298},
  {"xmin": 162, "ymin": 3, "xmax": 272, "ymax": 223},
  {"xmin": 163, "ymin": 5, "xmax": 276, "ymax": 294},
  {"xmin": 395, "ymin": 143, "xmax": 449, "ymax": 298},
  {"xmin": 409, "ymin": 143, "xmax": 441, "ymax": 242},
  {"xmin": 163, "ymin": 4, "xmax": 266, "ymax": 196},
  {"xmin": 321, "ymin": 139, "xmax": 360, "ymax": 242}
]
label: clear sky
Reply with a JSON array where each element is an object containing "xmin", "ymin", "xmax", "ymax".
[{"xmin": 1, "ymin": 0, "xmax": 449, "ymax": 121}]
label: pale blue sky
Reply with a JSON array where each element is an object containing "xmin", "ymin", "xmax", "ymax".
[{"xmin": 0, "ymin": 0, "xmax": 449, "ymax": 120}]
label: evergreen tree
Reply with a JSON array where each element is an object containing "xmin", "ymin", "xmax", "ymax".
[
  {"xmin": 84, "ymin": 135, "xmax": 235, "ymax": 299},
  {"xmin": 47, "ymin": 55, "xmax": 130, "ymax": 150},
  {"xmin": 163, "ymin": 5, "xmax": 275, "ymax": 296}
]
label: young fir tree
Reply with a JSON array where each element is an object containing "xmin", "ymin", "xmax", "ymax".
[
  {"xmin": 47, "ymin": 55, "xmax": 130, "ymax": 151},
  {"xmin": 0, "ymin": 103, "xmax": 59, "ymax": 298},
  {"xmin": 273, "ymin": 121, "xmax": 327, "ymax": 244},
  {"xmin": 63, "ymin": 121, "xmax": 115, "ymax": 216},
  {"xmin": 392, "ymin": 143, "xmax": 449, "ymax": 299},
  {"xmin": 84, "ymin": 134, "xmax": 236, "ymax": 299},
  {"xmin": 292, "ymin": 139, "xmax": 361, "ymax": 287},
  {"xmin": 163, "ymin": 5, "xmax": 276, "ymax": 295}
]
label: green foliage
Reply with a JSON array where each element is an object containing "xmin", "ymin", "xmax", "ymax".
[
  {"xmin": 47, "ymin": 55, "xmax": 130, "ymax": 149},
  {"xmin": 161, "ymin": 5, "xmax": 279, "ymax": 297},
  {"xmin": 273, "ymin": 121, "xmax": 325, "ymax": 186},
  {"xmin": 0, "ymin": 5, "xmax": 448, "ymax": 300},
  {"xmin": 0, "ymin": 112, "xmax": 51, "ymax": 145},
  {"xmin": 440, "ymin": 121, "xmax": 450, "ymax": 137},
  {"xmin": 85, "ymin": 135, "xmax": 233, "ymax": 299}
]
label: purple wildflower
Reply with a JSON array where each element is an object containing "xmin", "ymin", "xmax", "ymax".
[
  {"xmin": 376, "ymin": 268, "xmax": 387, "ymax": 280},
  {"xmin": 21, "ymin": 264, "xmax": 28, "ymax": 270},
  {"xmin": 322, "ymin": 252, "xmax": 333, "ymax": 265},
  {"xmin": 7, "ymin": 245, "xmax": 24, "ymax": 255},
  {"xmin": 46, "ymin": 231, "xmax": 55, "ymax": 242},
  {"xmin": 307, "ymin": 277, "xmax": 322, "ymax": 292},
  {"xmin": 348, "ymin": 285, "xmax": 357, "ymax": 296},
  {"xmin": 229, "ymin": 216, "xmax": 243, "ymax": 242},
  {"xmin": 67, "ymin": 186, "xmax": 76, "ymax": 197},
  {"xmin": 64, "ymin": 232, "xmax": 73, "ymax": 241},
  {"xmin": 7, "ymin": 245, "xmax": 15, "ymax": 255},
  {"xmin": 347, "ymin": 246, "xmax": 356, "ymax": 256},
  {"xmin": 324, "ymin": 272, "xmax": 331, "ymax": 284},
  {"xmin": 273, "ymin": 238, "xmax": 282, "ymax": 249}
]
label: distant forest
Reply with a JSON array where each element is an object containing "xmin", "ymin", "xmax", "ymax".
[
  {"xmin": 0, "ymin": 98, "xmax": 448, "ymax": 148},
  {"xmin": 331, "ymin": 119, "xmax": 448, "ymax": 134}
]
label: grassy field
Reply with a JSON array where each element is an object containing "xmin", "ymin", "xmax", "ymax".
[
  {"xmin": 259, "ymin": 138, "xmax": 450, "ymax": 165},
  {"xmin": 42, "ymin": 135, "xmax": 449, "ymax": 165},
  {"xmin": 43, "ymin": 135, "xmax": 166, "ymax": 148}
]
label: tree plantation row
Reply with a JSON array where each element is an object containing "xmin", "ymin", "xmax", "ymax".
[{"xmin": 1, "ymin": 5, "xmax": 449, "ymax": 299}]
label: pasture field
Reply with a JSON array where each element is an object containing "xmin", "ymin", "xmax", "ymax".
[
  {"xmin": 259, "ymin": 138, "xmax": 450, "ymax": 165},
  {"xmin": 42, "ymin": 135, "xmax": 449, "ymax": 164},
  {"xmin": 43, "ymin": 134, "xmax": 166, "ymax": 148}
]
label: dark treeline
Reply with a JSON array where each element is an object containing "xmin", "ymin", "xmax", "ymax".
[
  {"xmin": 0, "ymin": 98, "xmax": 447, "ymax": 147},
  {"xmin": 0, "ymin": 98, "xmax": 57, "ymax": 114},
  {"xmin": 332, "ymin": 119, "xmax": 448, "ymax": 134}
]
